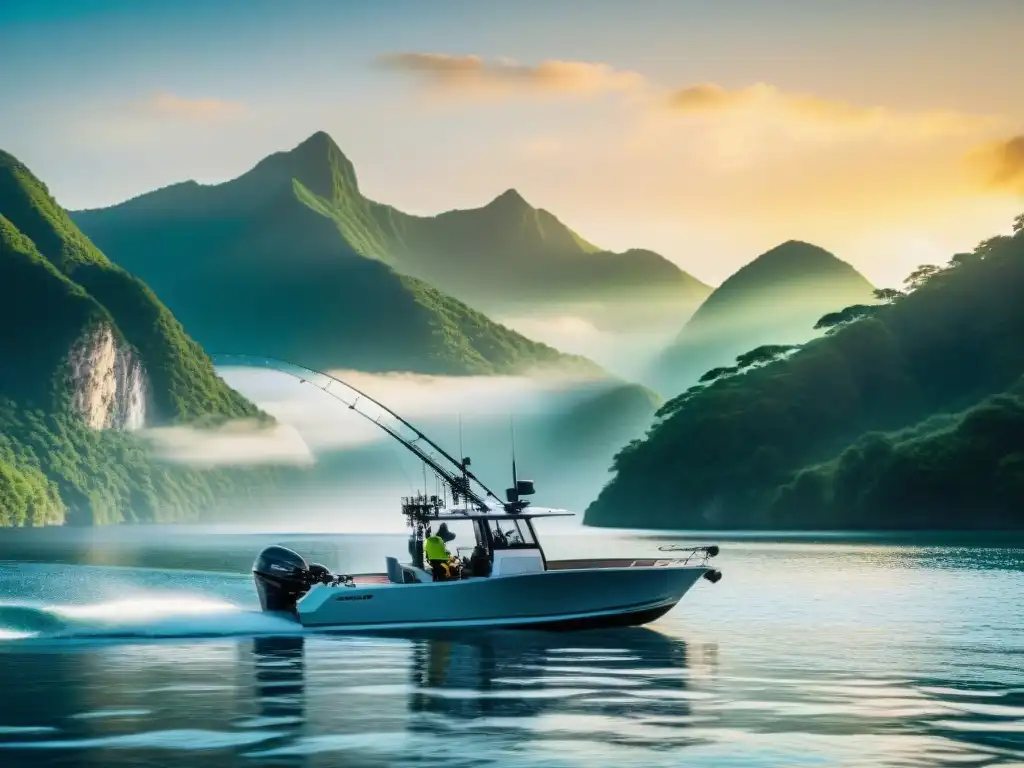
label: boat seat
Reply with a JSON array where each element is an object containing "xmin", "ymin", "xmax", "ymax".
[
  {"xmin": 385, "ymin": 557, "xmax": 404, "ymax": 584},
  {"xmin": 404, "ymin": 565, "xmax": 432, "ymax": 583}
]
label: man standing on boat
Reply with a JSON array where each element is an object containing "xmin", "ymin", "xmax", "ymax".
[{"xmin": 425, "ymin": 523, "xmax": 459, "ymax": 581}]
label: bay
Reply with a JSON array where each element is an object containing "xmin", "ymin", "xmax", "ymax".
[{"xmin": 0, "ymin": 528, "xmax": 1022, "ymax": 767}]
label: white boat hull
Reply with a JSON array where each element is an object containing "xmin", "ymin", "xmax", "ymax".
[{"xmin": 295, "ymin": 565, "xmax": 709, "ymax": 631}]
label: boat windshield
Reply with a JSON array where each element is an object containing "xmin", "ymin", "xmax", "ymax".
[{"xmin": 488, "ymin": 518, "xmax": 537, "ymax": 550}]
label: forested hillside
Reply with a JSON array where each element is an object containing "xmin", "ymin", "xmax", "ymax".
[
  {"xmin": 72, "ymin": 132, "xmax": 604, "ymax": 376},
  {"xmin": 586, "ymin": 215, "xmax": 1024, "ymax": 530},
  {"xmin": 75, "ymin": 132, "xmax": 710, "ymax": 336},
  {"xmin": 0, "ymin": 150, "xmax": 282, "ymax": 527}
]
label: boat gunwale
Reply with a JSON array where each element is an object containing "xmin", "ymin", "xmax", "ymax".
[{"xmin": 338, "ymin": 560, "xmax": 710, "ymax": 589}]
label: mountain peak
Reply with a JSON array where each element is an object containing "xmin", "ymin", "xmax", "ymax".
[
  {"xmin": 294, "ymin": 130, "xmax": 342, "ymax": 155},
  {"xmin": 244, "ymin": 131, "xmax": 358, "ymax": 200},
  {"xmin": 743, "ymin": 240, "xmax": 868, "ymax": 283},
  {"xmin": 762, "ymin": 239, "xmax": 835, "ymax": 261},
  {"xmin": 683, "ymin": 239, "xmax": 874, "ymax": 331},
  {"xmin": 487, "ymin": 188, "xmax": 531, "ymax": 210}
]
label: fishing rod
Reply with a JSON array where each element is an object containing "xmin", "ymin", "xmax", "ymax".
[{"xmin": 212, "ymin": 354, "xmax": 503, "ymax": 511}]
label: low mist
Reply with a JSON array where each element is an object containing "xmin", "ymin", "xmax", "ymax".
[
  {"xmin": 140, "ymin": 419, "xmax": 316, "ymax": 467},
  {"xmin": 651, "ymin": 281, "xmax": 878, "ymax": 394},
  {"xmin": 496, "ymin": 310, "xmax": 684, "ymax": 381},
  {"xmin": 193, "ymin": 366, "xmax": 659, "ymax": 530}
]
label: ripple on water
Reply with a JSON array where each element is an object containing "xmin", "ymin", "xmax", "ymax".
[
  {"xmin": 69, "ymin": 709, "xmax": 151, "ymax": 720},
  {"xmin": 0, "ymin": 729, "xmax": 285, "ymax": 751},
  {"xmin": 1, "ymin": 542, "xmax": 1023, "ymax": 767}
]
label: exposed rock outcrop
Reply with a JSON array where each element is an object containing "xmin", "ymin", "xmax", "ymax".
[{"xmin": 67, "ymin": 324, "xmax": 148, "ymax": 430}]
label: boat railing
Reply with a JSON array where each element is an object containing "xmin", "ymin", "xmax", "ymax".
[
  {"xmin": 656, "ymin": 544, "xmax": 720, "ymax": 567},
  {"xmin": 545, "ymin": 546, "xmax": 719, "ymax": 572}
]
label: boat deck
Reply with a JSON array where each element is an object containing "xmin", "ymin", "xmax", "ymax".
[
  {"xmin": 348, "ymin": 557, "xmax": 700, "ymax": 587},
  {"xmin": 351, "ymin": 573, "xmax": 393, "ymax": 585}
]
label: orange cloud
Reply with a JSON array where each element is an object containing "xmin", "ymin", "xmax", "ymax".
[
  {"xmin": 142, "ymin": 92, "xmax": 247, "ymax": 120},
  {"xmin": 378, "ymin": 53, "xmax": 994, "ymax": 142},
  {"xmin": 667, "ymin": 82, "xmax": 992, "ymax": 139},
  {"xmin": 374, "ymin": 52, "xmax": 644, "ymax": 99}
]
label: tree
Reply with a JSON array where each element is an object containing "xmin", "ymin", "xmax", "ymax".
[
  {"xmin": 872, "ymin": 288, "xmax": 904, "ymax": 303},
  {"xmin": 699, "ymin": 366, "xmax": 739, "ymax": 383},
  {"xmin": 1013, "ymin": 213, "xmax": 1023, "ymax": 235},
  {"xmin": 903, "ymin": 264, "xmax": 942, "ymax": 292},
  {"xmin": 948, "ymin": 252, "xmax": 981, "ymax": 269},
  {"xmin": 814, "ymin": 304, "xmax": 877, "ymax": 332},
  {"xmin": 974, "ymin": 236, "xmax": 1011, "ymax": 258},
  {"xmin": 735, "ymin": 344, "xmax": 797, "ymax": 370},
  {"xmin": 656, "ymin": 384, "xmax": 707, "ymax": 419}
]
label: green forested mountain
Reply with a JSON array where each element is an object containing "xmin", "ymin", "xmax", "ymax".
[
  {"xmin": 586, "ymin": 216, "xmax": 1024, "ymax": 530},
  {"xmin": 73, "ymin": 132, "xmax": 602, "ymax": 376},
  {"xmin": 650, "ymin": 241, "xmax": 875, "ymax": 394},
  {"xmin": 73, "ymin": 132, "xmax": 704, "ymax": 369},
  {"xmin": 366, "ymin": 187, "xmax": 711, "ymax": 315},
  {"xmin": 0, "ymin": 150, "xmax": 282, "ymax": 527}
]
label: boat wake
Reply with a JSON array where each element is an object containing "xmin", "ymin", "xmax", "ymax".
[
  {"xmin": 0, "ymin": 559, "xmax": 311, "ymax": 644},
  {"xmin": 0, "ymin": 597, "xmax": 301, "ymax": 643}
]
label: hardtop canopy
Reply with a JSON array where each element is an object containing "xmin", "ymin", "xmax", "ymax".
[{"xmin": 427, "ymin": 509, "xmax": 575, "ymax": 521}]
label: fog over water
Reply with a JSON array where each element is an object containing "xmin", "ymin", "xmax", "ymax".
[
  {"xmin": 140, "ymin": 365, "xmax": 656, "ymax": 531},
  {"xmin": 495, "ymin": 310, "xmax": 684, "ymax": 382}
]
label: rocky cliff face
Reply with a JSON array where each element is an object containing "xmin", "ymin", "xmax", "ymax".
[{"xmin": 67, "ymin": 324, "xmax": 148, "ymax": 430}]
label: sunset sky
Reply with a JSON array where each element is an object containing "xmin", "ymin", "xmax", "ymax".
[{"xmin": 2, "ymin": 0, "xmax": 1023, "ymax": 287}]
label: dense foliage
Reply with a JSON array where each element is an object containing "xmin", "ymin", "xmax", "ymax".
[
  {"xmin": 0, "ymin": 401, "xmax": 287, "ymax": 527},
  {"xmin": 73, "ymin": 132, "xmax": 603, "ymax": 377},
  {"xmin": 0, "ymin": 150, "xmax": 258, "ymax": 422},
  {"xmin": 0, "ymin": 214, "xmax": 108, "ymax": 408},
  {"xmin": 586, "ymin": 218, "xmax": 1024, "ymax": 530},
  {"xmin": 0, "ymin": 150, "xmax": 280, "ymax": 526}
]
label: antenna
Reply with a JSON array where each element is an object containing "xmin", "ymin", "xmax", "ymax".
[
  {"xmin": 504, "ymin": 414, "xmax": 534, "ymax": 512},
  {"xmin": 510, "ymin": 415, "xmax": 518, "ymax": 490}
]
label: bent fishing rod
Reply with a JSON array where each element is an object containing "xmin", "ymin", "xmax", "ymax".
[{"xmin": 212, "ymin": 354, "xmax": 507, "ymax": 512}]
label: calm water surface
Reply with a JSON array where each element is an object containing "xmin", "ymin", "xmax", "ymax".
[{"xmin": 0, "ymin": 528, "xmax": 1022, "ymax": 767}]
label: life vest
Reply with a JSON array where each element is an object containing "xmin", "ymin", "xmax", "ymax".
[{"xmin": 424, "ymin": 535, "xmax": 448, "ymax": 562}]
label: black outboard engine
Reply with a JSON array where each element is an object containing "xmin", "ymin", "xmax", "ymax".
[{"xmin": 253, "ymin": 545, "xmax": 312, "ymax": 613}]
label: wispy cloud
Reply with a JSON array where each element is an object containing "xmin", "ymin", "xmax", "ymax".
[
  {"xmin": 374, "ymin": 52, "xmax": 644, "ymax": 100},
  {"xmin": 665, "ymin": 82, "xmax": 992, "ymax": 139},
  {"xmin": 139, "ymin": 92, "xmax": 247, "ymax": 120},
  {"xmin": 377, "ymin": 52, "xmax": 994, "ymax": 144}
]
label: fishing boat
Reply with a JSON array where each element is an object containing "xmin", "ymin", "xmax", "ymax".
[{"xmin": 222, "ymin": 357, "xmax": 723, "ymax": 632}]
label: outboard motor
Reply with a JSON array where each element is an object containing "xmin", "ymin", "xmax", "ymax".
[{"xmin": 253, "ymin": 545, "xmax": 313, "ymax": 613}]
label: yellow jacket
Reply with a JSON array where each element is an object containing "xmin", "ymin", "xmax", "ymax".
[{"xmin": 424, "ymin": 535, "xmax": 449, "ymax": 562}]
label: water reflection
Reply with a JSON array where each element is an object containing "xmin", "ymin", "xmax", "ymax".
[
  {"xmin": 248, "ymin": 636, "xmax": 307, "ymax": 768},
  {"xmin": 918, "ymin": 678, "xmax": 1024, "ymax": 763},
  {"xmin": 2, "ymin": 534, "xmax": 1024, "ymax": 766},
  {"xmin": 404, "ymin": 628, "xmax": 702, "ymax": 752}
]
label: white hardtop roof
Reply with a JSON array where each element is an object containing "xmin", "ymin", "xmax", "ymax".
[{"xmin": 428, "ymin": 507, "xmax": 575, "ymax": 521}]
